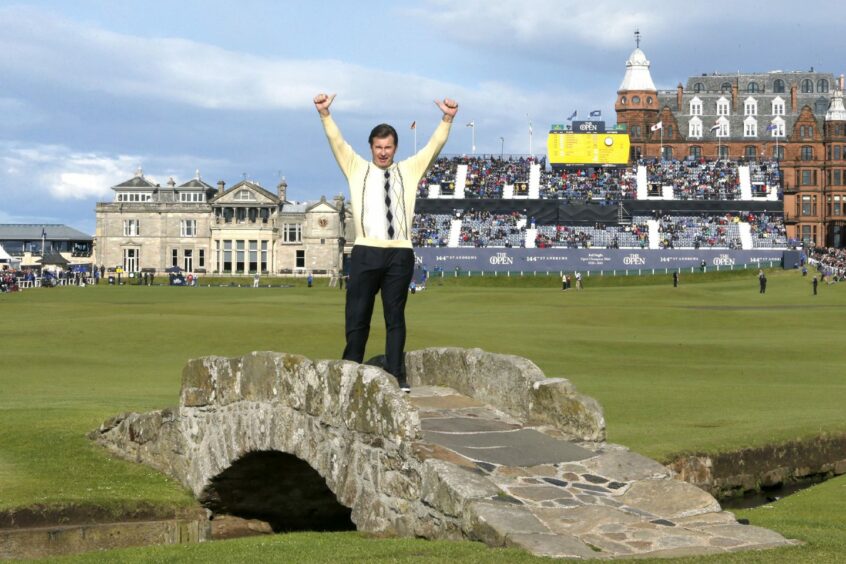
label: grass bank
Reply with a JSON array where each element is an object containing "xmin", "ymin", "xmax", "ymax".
[{"xmin": 2, "ymin": 268, "xmax": 844, "ymax": 562}]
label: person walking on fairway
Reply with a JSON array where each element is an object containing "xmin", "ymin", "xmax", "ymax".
[
  {"xmin": 315, "ymin": 92, "xmax": 458, "ymax": 391},
  {"xmin": 813, "ymin": 275, "xmax": 818, "ymax": 295},
  {"xmin": 758, "ymin": 270, "xmax": 767, "ymax": 294}
]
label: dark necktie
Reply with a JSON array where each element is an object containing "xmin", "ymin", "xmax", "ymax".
[{"xmin": 384, "ymin": 170, "xmax": 395, "ymax": 239}]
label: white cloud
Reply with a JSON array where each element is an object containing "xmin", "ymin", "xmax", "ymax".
[
  {"xmin": 0, "ymin": 5, "xmax": 571, "ymax": 122},
  {"xmin": 409, "ymin": 0, "xmax": 682, "ymax": 51},
  {"xmin": 0, "ymin": 142, "xmax": 227, "ymax": 202},
  {"xmin": 409, "ymin": 0, "xmax": 803, "ymax": 59}
]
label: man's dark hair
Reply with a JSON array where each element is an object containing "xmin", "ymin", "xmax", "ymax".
[{"xmin": 369, "ymin": 123, "xmax": 398, "ymax": 146}]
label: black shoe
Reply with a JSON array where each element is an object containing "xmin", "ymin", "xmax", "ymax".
[{"xmin": 396, "ymin": 377, "xmax": 411, "ymax": 393}]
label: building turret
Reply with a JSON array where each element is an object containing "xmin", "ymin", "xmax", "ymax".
[{"xmin": 615, "ymin": 31, "xmax": 659, "ymax": 159}]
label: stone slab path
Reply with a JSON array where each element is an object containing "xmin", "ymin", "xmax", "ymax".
[{"xmin": 409, "ymin": 385, "xmax": 796, "ymax": 559}]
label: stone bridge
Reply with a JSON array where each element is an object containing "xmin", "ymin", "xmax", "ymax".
[{"xmin": 91, "ymin": 348, "xmax": 794, "ymax": 559}]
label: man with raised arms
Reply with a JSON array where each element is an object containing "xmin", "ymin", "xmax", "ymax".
[{"xmin": 314, "ymin": 92, "xmax": 458, "ymax": 391}]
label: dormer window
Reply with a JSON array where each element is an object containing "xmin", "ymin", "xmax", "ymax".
[
  {"xmin": 179, "ymin": 192, "xmax": 206, "ymax": 203},
  {"xmin": 744, "ymin": 116, "xmax": 758, "ymax": 137},
  {"xmin": 688, "ymin": 116, "xmax": 703, "ymax": 138},
  {"xmin": 771, "ymin": 97, "xmax": 785, "ymax": 116},
  {"xmin": 801, "ymin": 79, "xmax": 813, "ymax": 93},
  {"xmin": 747, "ymin": 82, "xmax": 760, "ymax": 93},
  {"xmin": 689, "ymin": 96, "xmax": 702, "ymax": 116},
  {"xmin": 744, "ymin": 96, "xmax": 758, "ymax": 116},
  {"xmin": 716, "ymin": 96, "xmax": 730, "ymax": 116},
  {"xmin": 716, "ymin": 116, "xmax": 730, "ymax": 137},
  {"xmin": 115, "ymin": 192, "xmax": 152, "ymax": 202},
  {"xmin": 773, "ymin": 79, "xmax": 786, "ymax": 93}
]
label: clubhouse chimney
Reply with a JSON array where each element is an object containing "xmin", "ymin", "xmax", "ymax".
[
  {"xmin": 217, "ymin": 180, "xmax": 225, "ymax": 195},
  {"xmin": 791, "ymin": 83, "xmax": 798, "ymax": 113},
  {"xmin": 277, "ymin": 176, "xmax": 288, "ymax": 201}
]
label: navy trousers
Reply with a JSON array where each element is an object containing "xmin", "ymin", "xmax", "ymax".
[{"xmin": 342, "ymin": 246, "xmax": 414, "ymax": 379}]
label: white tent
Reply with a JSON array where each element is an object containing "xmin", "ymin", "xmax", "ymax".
[{"xmin": 0, "ymin": 244, "xmax": 19, "ymax": 268}]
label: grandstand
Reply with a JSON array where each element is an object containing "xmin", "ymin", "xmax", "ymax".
[{"xmin": 411, "ymin": 156, "xmax": 788, "ymax": 256}]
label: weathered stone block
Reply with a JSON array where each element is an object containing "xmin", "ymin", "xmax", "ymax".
[
  {"xmin": 619, "ymin": 479, "xmax": 721, "ymax": 519},
  {"xmin": 421, "ymin": 459, "xmax": 501, "ymax": 517},
  {"xmin": 239, "ymin": 352, "xmax": 281, "ymax": 402},
  {"xmin": 180, "ymin": 358, "xmax": 216, "ymax": 407},
  {"xmin": 465, "ymin": 501, "xmax": 550, "ymax": 546},
  {"xmin": 583, "ymin": 450, "xmax": 673, "ymax": 482},
  {"xmin": 128, "ymin": 411, "xmax": 163, "ymax": 445},
  {"xmin": 213, "ymin": 358, "xmax": 241, "ymax": 405},
  {"xmin": 528, "ymin": 378, "xmax": 606, "ymax": 441},
  {"xmin": 506, "ymin": 532, "xmax": 597, "ymax": 558}
]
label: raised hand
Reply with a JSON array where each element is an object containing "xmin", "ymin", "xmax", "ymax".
[
  {"xmin": 434, "ymin": 98, "xmax": 459, "ymax": 122},
  {"xmin": 314, "ymin": 93, "xmax": 336, "ymax": 116}
]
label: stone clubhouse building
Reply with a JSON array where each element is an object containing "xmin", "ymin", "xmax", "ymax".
[{"xmin": 95, "ymin": 170, "xmax": 351, "ymax": 275}]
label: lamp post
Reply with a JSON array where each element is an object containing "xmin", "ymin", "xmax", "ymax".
[{"xmin": 466, "ymin": 121, "xmax": 476, "ymax": 155}]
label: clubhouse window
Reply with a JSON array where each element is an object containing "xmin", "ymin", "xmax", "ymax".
[
  {"xmin": 283, "ymin": 223, "xmax": 302, "ymax": 243},
  {"xmin": 123, "ymin": 219, "xmax": 140, "ymax": 236}
]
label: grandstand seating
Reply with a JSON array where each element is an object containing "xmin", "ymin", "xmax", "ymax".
[
  {"xmin": 412, "ymin": 155, "xmax": 787, "ymax": 250},
  {"xmin": 420, "ymin": 156, "xmax": 780, "ymax": 203},
  {"xmin": 413, "ymin": 210, "xmax": 786, "ymax": 250},
  {"xmin": 411, "ymin": 213, "xmax": 452, "ymax": 247}
]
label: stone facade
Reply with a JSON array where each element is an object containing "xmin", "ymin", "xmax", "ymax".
[
  {"xmin": 616, "ymin": 45, "xmax": 846, "ymax": 247},
  {"xmin": 94, "ymin": 171, "xmax": 348, "ymax": 274}
]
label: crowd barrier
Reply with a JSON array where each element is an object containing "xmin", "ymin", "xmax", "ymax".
[{"xmin": 413, "ymin": 248, "xmax": 786, "ymax": 274}]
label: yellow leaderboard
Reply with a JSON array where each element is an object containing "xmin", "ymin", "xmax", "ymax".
[{"xmin": 548, "ymin": 132, "xmax": 630, "ymax": 165}]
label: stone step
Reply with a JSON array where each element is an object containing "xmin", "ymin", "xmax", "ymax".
[{"xmin": 409, "ymin": 386, "xmax": 796, "ymax": 559}]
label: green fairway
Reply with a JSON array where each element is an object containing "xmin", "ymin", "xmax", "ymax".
[{"xmin": 2, "ymin": 268, "xmax": 845, "ymax": 562}]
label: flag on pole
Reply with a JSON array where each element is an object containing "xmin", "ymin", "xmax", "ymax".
[
  {"xmin": 410, "ymin": 121, "xmax": 416, "ymax": 130},
  {"xmin": 41, "ymin": 228, "xmax": 46, "ymax": 238},
  {"xmin": 710, "ymin": 123, "xmax": 721, "ymax": 132},
  {"xmin": 650, "ymin": 121, "xmax": 663, "ymax": 131},
  {"xmin": 589, "ymin": 110, "xmax": 602, "ymax": 117},
  {"xmin": 528, "ymin": 122, "xmax": 533, "ymax": 135},
  {"xmin": 566, "ymin": 110, "xmax": 577, "ymax": 121},
  {"xmin": 766, "ymin": 124, "xmax": 777, "ymax": 132},
  {"xmin": 466, "ymin": 121, "xmax": 474, "ymax": 127}
]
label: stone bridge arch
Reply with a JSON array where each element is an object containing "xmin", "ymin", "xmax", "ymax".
[
  {"xmin": 92, "ymin": 348, "xmax": 789, "ymax": 558},
  {"xmin": 92, "ymin": 348, "xmax": 604, "ymax": 538}
]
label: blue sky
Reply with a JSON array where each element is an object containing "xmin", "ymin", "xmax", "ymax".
[{"xmin": 1, "ymin": 0, "xmax": 842, "ymax": 233}]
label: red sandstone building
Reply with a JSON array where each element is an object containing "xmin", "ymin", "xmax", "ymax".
[{"xmin": 615, "ymin": 46, "xmax": 846, "ymax": 247}]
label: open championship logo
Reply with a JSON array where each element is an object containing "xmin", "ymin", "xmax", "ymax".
[
  {"xmin": 489, "ymin": 252, "xmax": 514, "ymax": 266},
  {"xmin": 623, "ymin": 253, "xmax": 646, "ymax": 265},
  {"xmin": 712, "ymin": 254, "xmax": 736, "ymax": 266}
]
